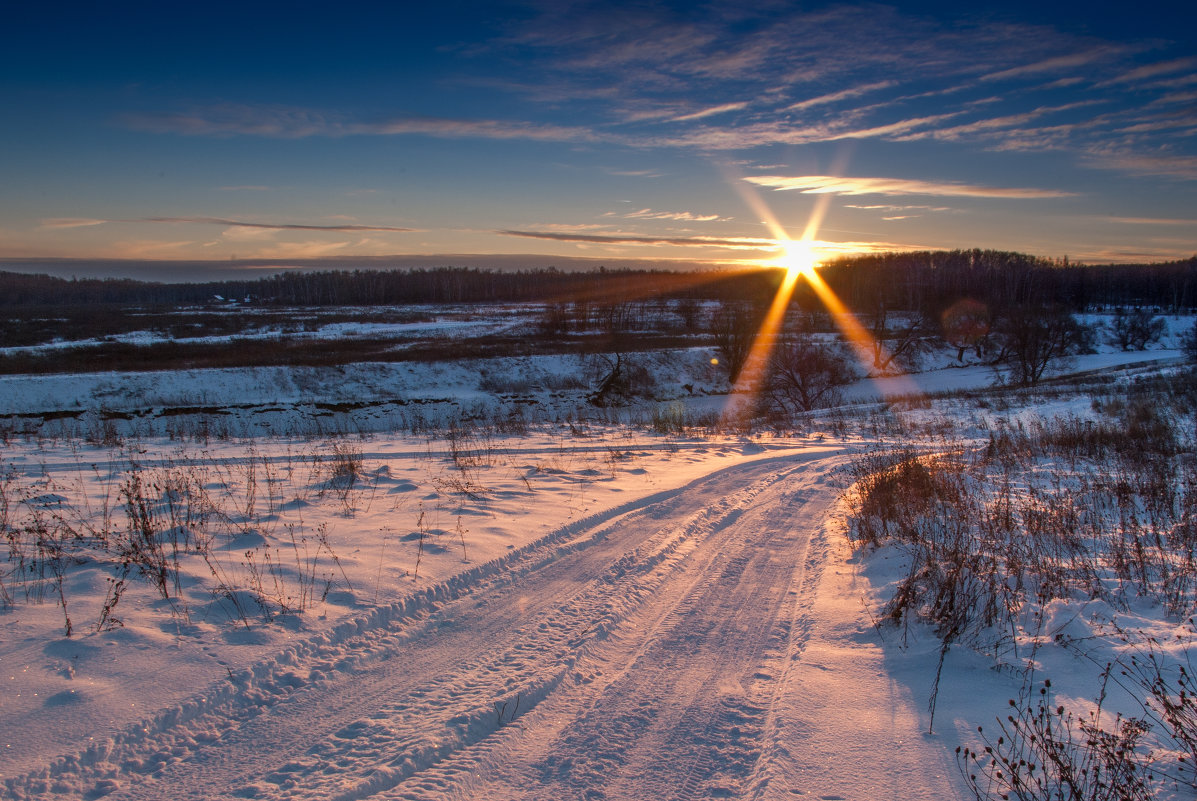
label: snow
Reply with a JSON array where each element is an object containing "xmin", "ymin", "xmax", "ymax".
[
  {"xmin": 0, "ymin": 305, "xmax": 527, "ymax": 357},
  {"xmin": 1, "ymin": 309, "xmax": 1193, "ymax": 800},
  {"xmin": 0, "ymin": 350, "xmax": 728, "ymax": 439},
  {"xmin": 846, "ymin": 348, "xmax": 1184, "ymax": 401}
]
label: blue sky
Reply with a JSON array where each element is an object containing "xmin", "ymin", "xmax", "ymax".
[{"xmin": 2, "ymin": 0, "xmax": 1195, "ymax": 277}]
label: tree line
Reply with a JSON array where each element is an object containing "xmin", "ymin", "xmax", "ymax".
[
  {"xmin": 0, "ymin": 266, "xmax": 778, "ymax": 308},
  {"xmin": 812, "ymin": 249, "xmax": 1197, "ymax": 316},
  {"xmin": 3, "ymin": 250, "xmax": 1194, "ymax": 312}
]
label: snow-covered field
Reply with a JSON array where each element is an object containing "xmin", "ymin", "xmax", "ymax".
[{"xmin": 1, "ymin": 310, "xmax": 1193, "ymax": 800}]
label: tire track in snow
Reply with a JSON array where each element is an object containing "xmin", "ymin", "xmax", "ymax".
[
  {"xmin": 4, "ymin": 449, "xmax": 845, "ymax": 801},
  {"xmin": 524, "ymin": 478, "xmax": 832, "ymax": 800},
  {"xmin": 368, "ymin": 462, "xmax": 843, "ymax": 801}
]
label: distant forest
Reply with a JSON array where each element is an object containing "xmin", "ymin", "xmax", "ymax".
[{"xmin": 3, "ymin": 250, "xmax": 1196, "ymax": 313}]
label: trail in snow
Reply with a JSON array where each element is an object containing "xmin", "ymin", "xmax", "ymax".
[{"xmin": 7, "ymin": 450, "xmax": 964, "ymax": 801}]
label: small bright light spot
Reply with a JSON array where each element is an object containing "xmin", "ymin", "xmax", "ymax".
[
  {"xmin": 775, "ymin": 239, "xmax": 820, "ymax": 281},
  {"xmin": 710, "ymin": 358, "xmax": 719, "ymax": 365}
]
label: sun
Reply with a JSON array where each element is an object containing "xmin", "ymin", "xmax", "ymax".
[{"xmin": 774, "ymin": 239, "xmax": 820, "ymax": 282}]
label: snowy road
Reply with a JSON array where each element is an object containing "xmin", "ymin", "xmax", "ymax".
[{"xmin": 7, "ymin": 450, "xmax": 963, "ymax": 801}]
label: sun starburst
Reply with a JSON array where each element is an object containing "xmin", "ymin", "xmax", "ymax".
[
  {"xmin": 720, "ymin": 181, "xmax": 921, "ymax": 423},
  {"xmin": 774, "ymin": 238, "xmax": 821, "ymax": 281}
]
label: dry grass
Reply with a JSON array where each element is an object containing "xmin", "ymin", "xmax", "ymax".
[{"xmin": 844, "ymin": 379, "xmax": 1197, "ymax": 800}]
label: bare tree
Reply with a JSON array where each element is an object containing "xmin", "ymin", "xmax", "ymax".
[
  {"xmin": 708, "ymin": 300, "xmax": 765, "ymax": 383},
  {"xmin": 940, "ymin": 298, "xmax": 994, "ymax": 363},
  {"xmin": 587, "ymin": 353, "xmax": 656, "ymax": 406},
  {"xmin": 674, "ymin": 297, "xmax": 702, "ymax": 332},
  {"xmin": 1182, "ymin": 320, "xmax": 1197, "ymax": 362},
  {"xmin": 760, "ymin": 334, "xmax": 860, "ymax": 416},
  {"xmin": 868, "ymin": 303, "xmax": 937, "ymax": 373},
  {"xmin": 1107, "ymin": 307, "xmax": 1165, "ymax": 351},
  {"xmin": 595, "ymin": 302, "xmax": 636, "ymax": 336},
  {"xmin": 993, "ymin": 304, "xmax": 1094, "ymax": 386},
  {"xmin": 538, "ymin": 303, "xmax": 571, "ymax": 337}
]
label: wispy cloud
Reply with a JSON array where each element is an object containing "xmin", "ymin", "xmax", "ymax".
[
  {"xmin": 522, "ymin": 223, "xmax": 613, "ymax": 233},
  {"xmin": 832, "ymin": 112, "xmax": 966, "ymax": 141},
  {"xmin": 1039, "ymin": 77, "xmax": 1087, "ymax": 90},
  {"xmin": 1147, "ymin": 72, "xmax": 1197, "ymax": 90},
  {"xmin": 744, "ymin": 175, "xmax": 1075, "ymax": 199},
  {"xmin": 122, "ymin": 104, "xmax": 338, "ymax": 138},
  {"xmin": 497, "ymin": 229, "xmax": 771, "ymax": 249},
  {"xmin": 503, "ymin": 2, "xmax": 1129, "ymax": 121},
  {"xmin": 1082, "ymin": 149, "xmax": 1197, "ymax": 180},
  {"xmin": 1067, "ymin": 244, "xmax": 1197, "ymax": 263},
  {"xmin": 145, "ymin": 217, "xmax": 417, "ymax": 233},
  {"xmin": 648, "ymin": 110, "xmax": 966, "ymax": 150},
  {"xmin": 1115, "ymin": 112, "xmax": 1197, "ymax": 135},
  {"xmin": 497, "ymin": 228, "xmax": 929, "ymax": 260},
  {"xmin": 39, "ymin": 218, "xmax": 108, "ymax": 229},
  {"xmin": 1098, "ymin": 57, "xmax": 1197, "ymax": 87},
  {"xmin": 987, "ymin": 125, "xmax": 1077, "ymax": 152},
  {"xmin": 110, "ymin": 239, "xmax": 198, "ymax": 257},
  {"xmin": 604, "ymin": 168, "xmax": 665, "ymax": 178},
  {"xmin": 612, "ymin": 208, "xmax": 732, "ymax": 222},
  {"xmin": 123, "ymin": 103, "xmax": 599, "ymax": 143},
  {"xmin": 60, "ymin": 0, "xmax": 1197, "ymax": 251},
  {"xmin": 252, "ymin": 240, "xmax": 355, "ymax": 259},
  {"xmin": 1148, "ymin": 90, "xmax": 1197, "ymax": 108},
  {"xmin": 785, "ymin": 81, "xmax": 897, "ymax": 112},
  {"xmin": 979, "ymin": 47, "xmax": 1124, "ymax": 83},
  {"xmin": 893, "ymin": 102, "xmax": 1104, "ymax": 143},
  {"xmin": 43, "ymin": 216, "xmax": 417, "ymax": 233},
  {"xmin": 844, "ymin": 204, "xmax": 952, "ymax": 212},
  {"xmin": 1102, "ymin": 216, "xmax": 1197, "ymax": 225},
  {"xmin": 511, "ymin": 3, "xmax": 1092, "ymax": 92},
  {"xmin": 670, "ymin": 102, "xmax": 749, "ymax": 122},
  {"xmin": 362, "ymin": 117, "xmax": 598, "ymax": 142}
]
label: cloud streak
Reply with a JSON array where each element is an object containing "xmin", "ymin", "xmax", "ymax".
[
  {"xmin": 123, "ymin": 104, "xmax": 599, "ymax": 143},
  {"xmin": 670, "ymin": 102, "xmax": 749, "ymax": 122},
  {"xmin": 893, "ymin": 102, "xmax": 1104, "ymax": 143},
  {"xmin": 138, "ymin": 217, "xmax": 417, "ymax": 233},
  {"xmin": 1082, "ymin": 149, "xmax": 1197, "ymax": 180},
  {"xmin": 39, "ymin": 218, "xmax": 109, "ymax": 229},
  {"xmin": 616, "ymin": 208, "xmax": 731, "ymax": 222},
  {"xmin": 495, "ymin": 229, "xmax": 925, "ymax": 260},
  {"xmin": 844, "ymin": 204, "xmax": 952, "ymax": 212},
  {"xmin": 42, "ymin": 217, "xmax": 417, "ymax": 233},
  {"xmin": 744, "ymin": 175, "xmax": 1075, "ymax": 199},
  {"xmin": 497, "ymin": 229, "xmax": 772, "ymax": 250},
  {"xmin": 1103, "ymin": 216, "xmax": 1197, "ymax": 225},
  {"xmin": 785, "ymin": 81, "xmax": 898, "ymax": 112},
  {"xmin": 1098, "ymin": 57, "xmax": 1197, "ymax": 87},
  {"xmin": 979, "ymin": 47, "xmax": 1125, "ymax": 83}
]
